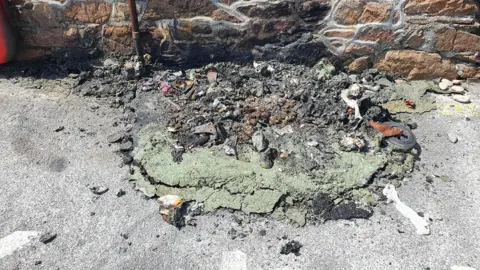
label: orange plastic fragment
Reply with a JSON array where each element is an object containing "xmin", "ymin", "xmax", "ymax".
[{"xmin": 368, "ymin": 121, "xmax": 403, "ymax": 137}]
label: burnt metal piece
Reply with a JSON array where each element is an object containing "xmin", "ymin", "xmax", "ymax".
[{"xmin": 127, "ymin": 0, "xmax": 142, "ymax": 56}]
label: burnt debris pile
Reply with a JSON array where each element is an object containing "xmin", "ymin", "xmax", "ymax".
[{"xmin": 1, "ymin": 56, "xmax": 435, "ymax": 226}]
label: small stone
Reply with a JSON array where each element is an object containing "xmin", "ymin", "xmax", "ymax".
[
  {"xmin": 228, "ymin": 228, "xmax": 237, "ymax": 240},
  {"xmin": 107, "ymin": 132, "xmax": 125, "ymax": 143},
  {"xmin": 125, "ymin": 124, "xmax": 133, "ymax": 132},
  {"xmin": 438, "ymin": 81, "xmax": 449, "ymax": 90},
  {"xmin": 441, "ymin": 78, "xmax": 453, "ymax": 87},
  {"xmin": 89, "ymin": 186, "xmax": 109, "ymax": 195},
  {"xmin": 237, "ymin": 232, "xmax": 247, "ymax": 239},
  {"xmin": 54, "ymin": 126, "xmax": 64, "ymax": 132},
  {"xmin": 453, "ymin": 95, "xmax": 471, "ymax": 103},
  {"xmin": 122, "ymin": 155, "xmax": 133, "ymax": 164},
  {"xmin": 440, "ymin": 175, "xmax": 453, "ymax": 182},
  {"xmin": 116, "ymin": 189, "xmax": 126, "ymax": 197},
  {"xmin": 34, "ymin": 261, "xmax": 42, "ymax": 265},
  {"xmin": 120, "ymin": 233, "xmax": 129, "ymax": 239},
  {"xmin": 450, "ymin": 85, "xmax": 464, "ymax": 93},
  {"xmin": 259, "ymin": 148, "xmax": 277, "ymax": 169},
  {"xmin": 119, "ymin": 141, "xmax": 133, "ymax": 151},
  {"xmin": 252, "ymin": 132, "xmax": 268, "ymax": 152},
  {"xmin": 447, "ymin": 133, "xmax": 458, "ymax": 143},
  {"xmin": 452, "ymin": 79, "xmax": 462, "ymax": 85},
  {"xmin": 306, "ymin": 141, "xmax": 319, "ymax": 147},
  {"xmin": 39, "ymin": 232, "xmax": 57, "ymax": 244},
  {"xmin": 425, "ymin": 176, "xmax": 433, "ymax": 184}
]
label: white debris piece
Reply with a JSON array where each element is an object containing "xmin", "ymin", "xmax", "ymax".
[
  {"xmin": 253, "ymin": 61, "xmax": 262, "ymax": 73},
  {"xmin": 451, "ymin": 266, "xmax": 478, "ymax": 270},
  {"xmin": 452, "ymin": 80, "xmax": 463, "ymax": 85},
  {"xmin": 382, "ymin": 184, "xmax": 430, "ymax": 235},
  {"xmin": 441, "ymin": 78, "xmax": 454, "ymax": 87},
  {"xmin": 340, "ymin": 88, "xmax": 362, "ymax": 119},
  {"xmin": 453, "ymin": 95, "xmax": 471, "ymax": 103},
  {"xmin": 451, "ymin": 85, "xmax": 465, "ymax": 93}
]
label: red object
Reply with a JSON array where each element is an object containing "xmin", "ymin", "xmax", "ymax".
[
  {"xmin": 0, "ymin": 0, "xmax": 16, "ymax": 64},
  {"xmin": 404, "ymin": 99, "xmax": 415, "ymax": 108},
  {"xmin": 368, "ymin": 121, "xmax": 403, "ymax": 137}
]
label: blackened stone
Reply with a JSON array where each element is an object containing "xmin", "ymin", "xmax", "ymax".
[
  {"xmin": 323, "ymin": 202, "xmax": 373, "ymax": 221},
  {"xmin": 312, "ymin": 192, "xmax": 333, "ymax": 215},
  {"xmin": 313, "ymin": 193, "xmax": 373, "ymax": 220},
  {"xmin": 297, "ymin": 0, "xmax": 330, "ymax": 22},
  {"xmin": 39, "ymin": 232, "xmax": 57, "ymax": 244},
  {"xmin": 192, "ymin": 23, "xmax": 213, "ymax": 35},
  {"xmin": 280, "ymin": 240, "xmax": 302, "ymax": 256}
]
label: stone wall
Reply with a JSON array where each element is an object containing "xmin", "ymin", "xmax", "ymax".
[{"xmin": 6, "ymin": 0, "xmax": 480, "ymax": 79}]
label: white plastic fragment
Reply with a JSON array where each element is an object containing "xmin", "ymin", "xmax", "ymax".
[
  {"xmin": 382, "ymin": 184, "xmax": 430, "ymax": 235},
  {"xmin": 340, "ymin": 89, "xmax": 362, "ymax": 119}
]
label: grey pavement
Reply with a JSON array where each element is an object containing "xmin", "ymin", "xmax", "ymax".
[{"xmin": 0, "ymin": 79, "xmax": 479, "ymax": 270}]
